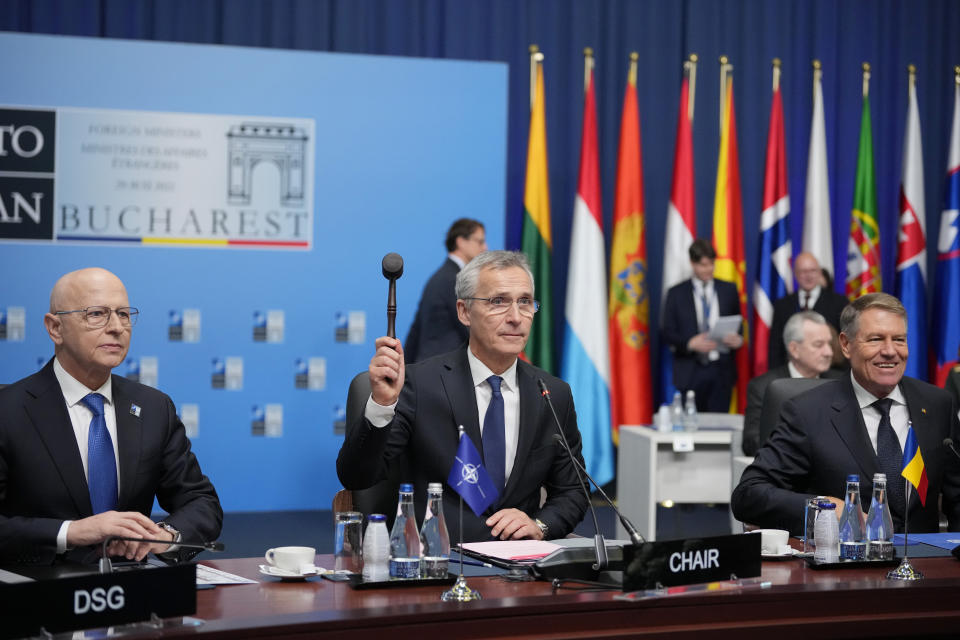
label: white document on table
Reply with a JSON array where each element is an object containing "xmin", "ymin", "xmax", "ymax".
[{"xmin": 196, "ymin": 564, "xmax": 257, "ymax": 585}]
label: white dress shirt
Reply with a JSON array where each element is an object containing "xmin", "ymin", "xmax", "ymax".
[{"xmin": 849, "ymin": 372, "xmax": 909, "ymax": 455}]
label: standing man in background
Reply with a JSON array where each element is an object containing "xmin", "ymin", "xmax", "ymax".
[
  {"xmin": 768, "ymin": 252, "xmax": 847, "ymax": 369},
  {"xmin": 405, "ymin": 218, "xmax": 487, "ymax": 363},
  {"xmin": 661, "ymin": 239, "xmax": 744, "ymax": 412},
  {"xmin": 0, "ymin": 267, "xmax": 222, "ymax": 565}
]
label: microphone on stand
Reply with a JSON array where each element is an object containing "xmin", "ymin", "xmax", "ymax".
[
  {"xmin": 382, "ymin": 253, "xmax": 404, "ymax": 339},
  {"xmin": 551, "ymin": 433, "xmax": 646, "ymax": 547},
  {"xmin": 943, "ymin": 438, "xmax": 960, "ymax": 462},
  {"xmin": 99, "ymin": 536, "xmax": 225, "ymax": 574},
  {"xmin": 536, "ymin": 378, "xmax": 607, "ymax": 571}
]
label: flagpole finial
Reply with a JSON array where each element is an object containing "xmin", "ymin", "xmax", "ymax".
[
  {"xmin": 862, "ymin": 62, "xmax": 871, "ymax": 98},
  {"xmin": 529, "ymin": 44, "xmax": 539, "ymax": 54},
  {"xmin": 773, "ymin": 57, "xmax": 781, "ymax": 68},
  {"xmin": 583, "ymin": 47, "xmax": 593, "ymax": 57},
  {"xmin": 862, "ymin": 62, "xmax": 870, "ymax": 72},
  {"xmin": 719, "ymin": 55, "xmax": 728, "ymax": 65},
  {"xmin": 812, "ymin": 59, "xmax": 821, "ymax": 70},
  {"xmin": 689, "ymin": 53, "xmax": 698, "ymax": 63},
  {"xmin": 907, "ymin": 63, "xmax": 916, "ymax": 75},
  {"xmin": 772, "ymin": 58, "xmax": 781, "ymax": 92},
  {"xmin": 629, "ymin": 51, "xmax": 639, "ymax": 62}
]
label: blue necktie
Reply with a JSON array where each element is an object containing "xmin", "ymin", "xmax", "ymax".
[
  {"xmin": 873, "ymin": 398, "xmax": 905, "ymax": 523},
  {"xmin": 700, "ymin": 290, "xmax": 711, "ymax": 333},
  {"xmin": 81, "ymin": 393, "xmax": 118, "ymax": 514},
  {"xmin": 483, "ymin": 375, "xmax": 506, "ymax": 492}
]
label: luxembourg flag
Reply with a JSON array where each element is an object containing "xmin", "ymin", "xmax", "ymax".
[
  {"xmin": 753, "ymin": 67, "xmax": 792, "ymax": 377},
  {"xmin": 933, "ymin": 74, "xmax": 960, "ymax": 386},
  {"xmin": 561, "ymin": 55, "xmax": 613, "ymax": 486},
  {"xmin": 895, "ymin": 69, "xmax": 927, "ymax": 381}
]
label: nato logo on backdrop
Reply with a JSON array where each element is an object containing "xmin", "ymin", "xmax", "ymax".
[
  {"xmin": 253, "ymin": 310, "xmax": 284, "ymax": 343},
  {"xmin": 251, "ymin": 404, "xmax": 283, "ymax": 437},
  {"xmin": 0, "ymin": 108, "xmax": 56, "ymax": 241},
  {"xmin": 169, "ymin": 309, "xmax": 201, "ymax": 342},
  {"xmin": 294, "ymin": 357, "xmax": 326, "ymax": 390},
  {"xmin": 334, "ymin": 311, "xmax": 366, "ymax": 344},
  {"xmin": 125, "ymin": 356, "xmax": 158, "ymax": 388},
  {"xmin": 0, "ymin": 307, "xmax": 26, "ymax": 341},
  {"xmin": 212, "ymin": 356, "xmax": 243, "ymax": 390}
]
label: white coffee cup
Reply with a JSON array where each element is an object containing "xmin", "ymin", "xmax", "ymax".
[
  {"xmin": 265, "ymin": 546, "xmax": 316, "ymax": 572},
  {"xmin": 756, "ymin": 529, "xmax": 790, "ymax": 555}
]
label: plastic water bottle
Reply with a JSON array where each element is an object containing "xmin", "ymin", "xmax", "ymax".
[
  {"xmin": 838, "ymin": 474, "xmax": 867, "ymax": 561},
  {"xmin": 361, "ymin": 514, "xmax": 390, "ymax": 582},
  {"xmin": 389, "ymin": 483, "xmax": 421, "ymax": 578},
  {"xmin": 419, "ymin": 482, "xmax": 450, "ymax": 578},
  {"xmin": 683, "ymin": 390, "xmax": 698, "ymax": 432},
  {"xmin": 865, "ymin": 473, "xmax": 895, "ymax": 560},
  {"xmin": 670, "ymin": 391, "xmax": 684, "ymax": 432},
  {"xmin": 656, "ymin": 404, "xmax": 672, "ymax": 432},
  {"xmin": 813, "ymin": 501, "xmax": 839, "ymax": 563}
]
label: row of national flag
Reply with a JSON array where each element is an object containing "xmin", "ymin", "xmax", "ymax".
[{"xmin": 519, "ymin": 50, "xmax": 960, "ymax": 487}]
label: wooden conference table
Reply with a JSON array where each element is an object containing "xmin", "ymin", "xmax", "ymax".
[{"xmin": 164, "ymin": 552, "xmax": 960, "ymax": 638}]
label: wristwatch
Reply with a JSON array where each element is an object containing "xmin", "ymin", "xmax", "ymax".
[
  {"xmin": 157, "ymin": 522, "xmax": 181, "ymax": 544},
  {"xmin": 535, "ymin": 519, "xmax": 549, "ymax": 539}
]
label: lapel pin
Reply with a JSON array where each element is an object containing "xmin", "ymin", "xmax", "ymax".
[
  {"xmin": 921, "ymin": 408, "xmax": 927, "ymax": 415},
  {"xmin": 130, "ymin": 404, "xmax": 141, "ymax": 417}
]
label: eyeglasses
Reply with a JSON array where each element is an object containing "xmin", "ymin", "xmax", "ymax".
[
  {"xmin": 465, "ymin": 296, "xmax": 540, "ymax": 315},
  {"xmin": 54, "ymin": 306, "xmax": 139, "ymax": 328}
]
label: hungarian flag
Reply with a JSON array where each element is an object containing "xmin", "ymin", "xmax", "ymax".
[
  {"xmin": 933, "ymin": 75, "xmax": 960, "ymax": 386},
  {"xmin": 660, "ymin": 67, "xmax": 696, "ymax": 404},
  {"xmin": 752, "ymin": 73, "xmax": 792, "ymax": 377},
  {"xmin": 846, "ymin": 88, "xmax": 881, "ymax": 298},
  {"xmin": 803, "ymin": 63, "xmax": 834, "ymax": 280},
  {"xmin": 521, "ymin": 53, "xmax": 554, "ymax": 371},
  {"xmin": 713, "ymin": 77, "xmax": 749, "ymax": 412},
  {"xmin": 895, "ymin": 71, "xmax": 928, "ymax": 381},
  {"xmin": 609, "ymin": 55, "xmax": 653, "ymax": 442},
  {"xmin": 562, "ymin": 56, "xmax": 613, "ymax": 486}
]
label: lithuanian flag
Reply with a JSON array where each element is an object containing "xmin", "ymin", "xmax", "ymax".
[{"xmin": 521, "ymin": 49, "xmax": 554, "ymax": 372}]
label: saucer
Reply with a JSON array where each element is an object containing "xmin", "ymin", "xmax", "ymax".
[
  {"xmin": 761, "ymin": 547, "xmax": 798, "ymax": 560},
  {"xmin": 259, "ymin": 564, "xmax": 324, "ymax": 581}
]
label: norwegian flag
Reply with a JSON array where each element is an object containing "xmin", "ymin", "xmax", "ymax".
[
  {"xmin": 933, "ymin": 77, "xmax": 960, "ymax": 385},
  {"xmin": 895, "ymin": 72, "xmax": 927, "ymax": 380},
  {"xmin": 752, "ymin": 76, "xmax": 791, "ymax": 376}
]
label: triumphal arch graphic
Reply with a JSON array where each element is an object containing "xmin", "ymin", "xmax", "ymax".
[{"xmin": 227, "ymin": 123, "xmax": 307, "ymax": 206}]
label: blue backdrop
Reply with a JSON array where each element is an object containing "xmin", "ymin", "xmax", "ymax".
[{"xmin": 0, "ymin": 32, "xmax": 507, "ymax": 511}]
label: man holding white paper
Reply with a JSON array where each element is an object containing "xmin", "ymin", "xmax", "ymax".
[{"xmin": 661, "ymin": 239, "xmax": 744, "ymax": 412}]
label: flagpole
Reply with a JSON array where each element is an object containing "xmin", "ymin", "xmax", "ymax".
[
  {"xmin": 686, "ymin": 54, "xmax": 698, "ymax": 122},
  {"xmin": 529, "ymin": 44, "xmax": 542, "ymax": 111},
  {"xmin": 441, "ymin": 427, "xmax": 482, "ymax": 601},
  {"xmin": 888, "ymin": 420, "xmax": 923, "ymax": 580},
  {"xmin": 719, "ymin": 55, "xmax": 732, "ymax": 129}
]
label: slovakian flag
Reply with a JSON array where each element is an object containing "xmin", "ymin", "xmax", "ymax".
[
  {"xmin": 713, "ymin": 71, "xmax": 750, "ymax": 412},
  {"xmin": 846, "ymin": 68, "xmax": 882, "ymax": 299},
  {"xmin": 933, "ymin": 73, "xmax": 960, "ymax": 386},
  {"xmin": 448, "ymin": 430, "xmax": 498, "ymax": 516},
  {"xmin": 753, "ymin": 64, "xmax": 792, "ymax": 377},
  {"xmin": 562, "ymin": 52, "xmax": 613, "ymax": 487},
  {"xmin": 803, "ymin": 62, "xmax": 835, "ymax": 279},
  {"xmin": 895, "ymin": 69, "xmax": 928, "ymax": 381},
  {"xmin": 521, "ymin": 48, "xmax": 555, "ymax": 372},
  {"xmin": 900, "ymin": 425, "xmax": 928, "ymax": 506},
  {"xmin": 660, "ymin": 61, "xmax": 697, "ymax": 404}
]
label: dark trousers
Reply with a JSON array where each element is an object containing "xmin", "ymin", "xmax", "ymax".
[{"xmin": 679, "ymin": 359, "xmax": 734, "ymax": 413}]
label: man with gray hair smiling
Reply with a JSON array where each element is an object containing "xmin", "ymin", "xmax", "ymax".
[
  {"xmin": 741, "ymin": 311, "xmax": 841, "ymax": 456},
  {"xmin": 337, "ymin": 250, "xmax": 588, "ymax": 542},
  {"xmin": 732, "ymin": 293, "xmax": 960, "ymax": 534}
]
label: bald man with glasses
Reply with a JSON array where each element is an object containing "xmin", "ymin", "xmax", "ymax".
[
  {"xmin": 0, "ymin": 267, "xmax": 222, "ymax": 565},
  {"xmin": 337, "ymin": 250, "xmax": 588, "ymax": 543}
]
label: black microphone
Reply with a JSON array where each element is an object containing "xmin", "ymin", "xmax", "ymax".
[
  {"xmin": 551, "ymin": 433, "xmax": 645, "ymax": 548},
  {"xmin": 537, "ymin": 378, "xmax": 607, "ymax": 571},
  {"xmin": 382, "ymin": 252, "xmax": 404, "ymax": 339},
  {"xmin": 944, "ymin": 438, "xmax": 960, "ymax": 462},
  {"xmin": 99, "ymin": 536, "xmax": 225, "ymax": 574}
]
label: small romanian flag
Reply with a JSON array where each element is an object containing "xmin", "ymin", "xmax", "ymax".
[{"xmin": 900, "ymin": 426, "xmax": 928, "ymax": 506}]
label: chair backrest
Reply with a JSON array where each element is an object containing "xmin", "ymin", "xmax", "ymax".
[
  {"xmin": 343, "ymin": 371, "xmax": 407, "ymax": 528},
  {"xmin": 758, "ymin": 377, "xmax": 835, "ymax": 447}
]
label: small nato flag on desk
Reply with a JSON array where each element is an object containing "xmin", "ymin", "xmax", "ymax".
[{"xmin": 448, "ymin": 430, "xmax": 498, "ymax": 516}]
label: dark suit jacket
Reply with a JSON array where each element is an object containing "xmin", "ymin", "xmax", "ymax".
[
  {"xmin": 768, "ymin": 288, "xmax": 847, "ymax": 369},
  {"xmin": 661, "ymin": 278, "xmax": 741, "ymax": 391},
  {"xmin": 0, "ymin": 360, "xmax": 223, "ymax": 564},
  {"xmin": 731, "ymin": 375, "xmax": 960, "ymax": 535},
  {"xmin": 742, "ymin": 365, "xmax": 843, "ymax": 456},
  {"xmin": 404, "ymin": 258, "xmax": 469, "ymax": 364},
  {"xmin": 945, "ymin": 367, "xmax": 960, "ymax": 411},
  {"xmin": 336, "ymin": 347, "xmax": 589, "ymax": 542}
]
